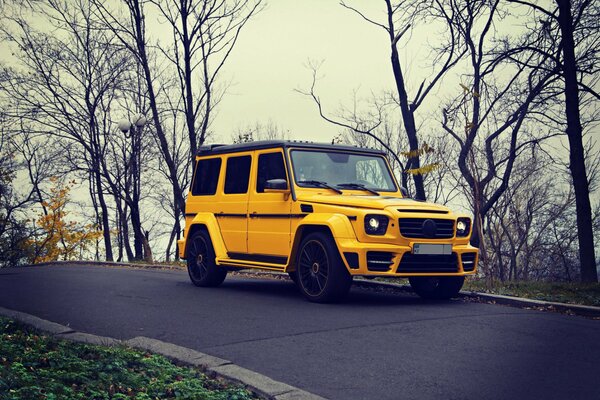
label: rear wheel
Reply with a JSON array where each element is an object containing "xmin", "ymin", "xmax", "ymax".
[
  {"xmin": 186, "ymin": 230, "xmax": 227, "ymax": 287},
  {"xmin": 296, "ymin": 232, "xmax": 352, "ymax": 303},
  {"xmin": 409, "ymin": 276, "xmax": 464, "ymax": 300}
]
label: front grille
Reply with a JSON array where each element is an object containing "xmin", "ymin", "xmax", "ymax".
[
  {"xmin": 367, "ymin": 251, "xmax": 394, "ymax": 272},
  {"xmin": 396, "ymin": 253, "xmax": 458, "ymax": 273},
  {"xmin": 461, "ymin": 253, "xmax": 477, "ymax": 272},
  {"xmin": 398, "ymin": 218, "xmax": 455, "ymax": 239}
]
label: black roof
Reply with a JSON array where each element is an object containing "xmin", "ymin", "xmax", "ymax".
[{"xmin": 196, "ymin": 140, "xmax": 386, "ymax": 157}]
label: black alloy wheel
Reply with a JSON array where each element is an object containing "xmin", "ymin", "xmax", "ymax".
[
  {"xmin": 296, "ymin": 232, "xmax": 352, "ymax": 303},
  {"xmin": 187, "ymin": 230, "xmax": 227, "ymax": 287}
]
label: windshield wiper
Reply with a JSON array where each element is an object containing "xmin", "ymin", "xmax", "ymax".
[
  {"xmin": 336, "ymin": 183, "xmax": 380, "ymax": 196},
  {"xmin": 298, "ymin": 180, "xmax": 343, "ymax": 194}
]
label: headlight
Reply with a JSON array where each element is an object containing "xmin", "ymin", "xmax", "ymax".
[
  {"xmin": 364, "ymin": 214, "xmax": 389, "ymax": 235},
  {"xmin": 456, "ymin": 217, "xmax": 471, "ymax": 237}
]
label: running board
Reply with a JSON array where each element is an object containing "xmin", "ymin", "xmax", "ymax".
[{"xmin": 217, "ymin": 258, "xmax": 286, "ymax": 271}]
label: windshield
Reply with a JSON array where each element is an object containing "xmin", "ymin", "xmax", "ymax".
[{"xmin": 290, "ymin": 150, "xmax": 398, "ymax": 192}]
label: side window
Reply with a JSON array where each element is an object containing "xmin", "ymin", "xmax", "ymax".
[
  {"xmin": 224, "ymin": 155, "xmax": 251, "ymax": 194},
  {"xmin": 257, "ymin": 152, "xmax": 287, "ymax": 193},
  {"xmin": 192, "ymin": 158, "xmax": 222, "ymax": 196}
]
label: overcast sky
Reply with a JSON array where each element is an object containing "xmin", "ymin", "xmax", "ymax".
[{"xmin": 209, "ymin": 0, "xmax": 408, "ymax": 143}]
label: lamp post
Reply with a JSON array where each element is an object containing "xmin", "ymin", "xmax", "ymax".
[{"xmin": 117, "ymin": 114, "xmax": 150, "ymax": 262}]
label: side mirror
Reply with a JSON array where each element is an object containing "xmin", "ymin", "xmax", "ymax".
[
  {"xmin": 264, "ymin": 179, "xmax": 289, "ymax": 192},
  {"xmin": 400, "ymin": 186, "xmax": 410, "ymax": 197}
]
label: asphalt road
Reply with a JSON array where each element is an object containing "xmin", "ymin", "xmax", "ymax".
[{"xmin": 0, "ymin": 265, "xmax": 598, "ymax": 400}]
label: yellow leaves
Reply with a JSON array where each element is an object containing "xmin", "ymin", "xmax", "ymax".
[
  {"xmin": 400, "ymin": 142, "xmax": 435, "ymax": 158},
  {"xmin": 28, "ymin": 179, "xmax": 102, "ymax": 264},
  {"xmin": 400, "ymin": 143, "xmax": 439, "ymax": 176},
  {"xmin": 405, "ymin": 163, "xmax": 440, "ymax": 176}
]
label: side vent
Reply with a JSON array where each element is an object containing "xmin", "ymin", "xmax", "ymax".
[
  {"xmin": 367, "ymin": 252, "xmax": 394, "ymax": 272},
  {"xmin": 461, "ymin": 253, "xmax": 477, "ymax": 272},
  {"xmin": 301, "ymin": 204, "xmax": 314, "ymax": 213},
  {"xmin": 344, "ymin": 252, "xmax": 359, "ymax": 269}
]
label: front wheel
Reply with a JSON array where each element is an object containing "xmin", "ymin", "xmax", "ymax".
[
  {"xmin": 409, "ymin": 276, "xmax": 464, "ymax": 300},
  {"xmin": 186, "ymin": 230, "xmax": 227, "ymax": 287},
  {"xmin": 296, "ymin": 232, "xmax": 352, "ymax": 303}
]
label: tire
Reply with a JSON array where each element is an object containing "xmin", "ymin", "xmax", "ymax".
[
  {"xmin": 295, "ymin": 232, "xmax": 352, "ymax": 303},
  {"xmin": 186, "ymin": 230, "xmax": 227, "ymax": 287},
  {"xmin": 409, "ymin": 276, "xmax": 464, "ymax": 300}
]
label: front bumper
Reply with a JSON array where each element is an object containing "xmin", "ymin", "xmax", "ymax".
[{"xmin": 335, "ymin": 238, "xmax": 479, "ymax": 277}]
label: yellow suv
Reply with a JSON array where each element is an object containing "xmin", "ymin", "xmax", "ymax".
[{"xmin": 178, "ymin": 140, "xmax": 478, "ymax": 302}]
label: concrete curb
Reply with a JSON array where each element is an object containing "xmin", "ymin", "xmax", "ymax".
[
  {"xmin": 0, "ymin": 306, "xmax": 326, "ymax": 400},
  {"xmin": 22, "ymin": 260, "xmax": 185, "ymax": 271}
]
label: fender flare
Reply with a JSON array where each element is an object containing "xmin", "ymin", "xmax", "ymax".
[
  {"xmin": 287, "ymin": 213, "xmax": 356, "ymax": 272},
  {"xmin": 180, "ymin": 213, "xmax": 228, "ymax": 259}
]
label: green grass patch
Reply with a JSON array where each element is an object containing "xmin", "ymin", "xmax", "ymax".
[
  {"xmin": 462, "ymin": 280, "xmax": 600, "ymax": 307},
  {"xmin": 0, "ymin": 317, "xmax": 256, "ymax": 400}
]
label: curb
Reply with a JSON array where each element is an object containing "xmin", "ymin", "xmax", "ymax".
[
  {"xmin": 22, "ymin": 260, "xmax": 185, "ymax": 271},
  {"xmin": 0, "ymin": 306, "xmax": 326, "ymax": 400}
]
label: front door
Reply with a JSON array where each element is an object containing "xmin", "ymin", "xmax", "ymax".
[{"xmin": 247, "ymin": 149, "xmax": 292, "ymax": 260}]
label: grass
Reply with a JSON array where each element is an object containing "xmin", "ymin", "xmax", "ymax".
[
  {"xmin": 462, "ymin": 280, "xmax": 600, "ymax": 307},
  {"xmin": 0, "ymin": 318, "xmax": 256, "ymax": 400}
]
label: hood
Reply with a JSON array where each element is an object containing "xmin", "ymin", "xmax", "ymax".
[{"xmin": 297, "ymin": 193, "xmax": 451, "ymax": 212}]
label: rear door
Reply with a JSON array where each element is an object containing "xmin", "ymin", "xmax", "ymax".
[{"xmin": 216, "ymin": 152, "xmax": 252, "ymax": 254}]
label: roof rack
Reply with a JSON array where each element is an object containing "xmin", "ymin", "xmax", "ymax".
[{"xmin": 195, "ymin": 140, "xmax": 384, "ymax": 157}]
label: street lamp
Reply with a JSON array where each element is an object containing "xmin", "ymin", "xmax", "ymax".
[
  {"xmin": 118, "ymin": 113, "xmax": 147, "ymax": 135},
  {"xmin": 117, "ymin": 113, "xmax": 149, "ymax": 262}
]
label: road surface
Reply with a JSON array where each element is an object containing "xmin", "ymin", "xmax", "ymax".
[{"xmin": 0, "ymin": 265, "xmax": 598, "ymax": 400}]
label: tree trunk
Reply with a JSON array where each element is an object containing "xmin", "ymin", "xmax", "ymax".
[
  {"xmin": 556, "ymin": 0, "xmax": 598, "ymax": 282},
  {"xmin": 131, "ymin": 0, "xmax": 186, "ymax": 215},
  {"xmin": 130, "ymin": 202, "xmax": 144, "ymax": 260},
  {"xmin": 94, "ymin": 167, "xmax": 113, "ymax": 261},
  {"xmin": 385, "ymin": 0, "xmax": 426, "ymax": 200},
  {"xmin": 389, "ymin": 46, "xmax": 426, "ymax": 200}
]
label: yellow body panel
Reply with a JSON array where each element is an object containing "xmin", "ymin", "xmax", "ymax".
[{"xmin": 178, "ymin": 144, "xmax": 479, "ymax": 277}]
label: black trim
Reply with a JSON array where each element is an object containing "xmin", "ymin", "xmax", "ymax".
[
  {"xmin": 398, "ymin": 209, "xmax": 449, "ymax": 214},
  {"xmin": 249, "ymin": 213, "xmax": 305, "ymax": 218},
  {"xmin": 228, "ymin": 252, "xmax": 288, "ymax": 265},
  {"xmin": 216, "ymin": 213, "xmax": 247, "ymax": 218},
  {"xmin": 197, "ymin": 140, "xmax": 385, "ymax": 157},
  {"xmin": 185, "ymin": 213, "xmax": 197, "ymax": 218},
  {"xmin": 300, "ymin": 204, "xmax": 313, "ymax": 213},
  {"xmin": 347, "ymin": 215, "xmax": 357, "ymax": 221},
  {"xmin": 283, "ymin": 148, "xmax": 297, "ymax": 201},
  {"xmin": 344, "ymin": 252, "xmax": 359, "ymax": 269}
]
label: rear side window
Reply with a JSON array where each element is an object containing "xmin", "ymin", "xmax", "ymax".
[
  {"xmin": 224, "ymin": 155, "xmax": 252, "ymax": 194},
  {"xmin": 192, "ymin": 158, "xmax": 221, "ymax": 196},
  {"xmin": 257, "ymin": 152, "xmax": 287, "ymax": 193}
]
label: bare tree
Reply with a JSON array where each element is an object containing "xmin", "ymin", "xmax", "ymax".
[
  {"xmin": 506, "ymin": 0, "xmax": 598, "ymax": 282},
  {"xmin": 1, "ymin": 0, "xmax": 132, "ymax": 261},
  {"xmin": 94, "ymin": 1, "xmax": 262, "ymax": 261},
  {"xmin": 232, "ymin": 120, "xmax": 290, "ymax": 143},
  {"xmin": 151, "ymin": 0, "xmax": 263, "ymax": 161},
  {"xmin": 337, "ymin": 0, "xmax": 465, "ymax": 200},
  {"xmin": 439, "ymin": 0, "xmax": 561, "ymax": 258}
]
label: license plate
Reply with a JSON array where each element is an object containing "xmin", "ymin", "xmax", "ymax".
[{"xmin": 412, "ymin": 244, "xmax": 452, "ymax": 255}]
